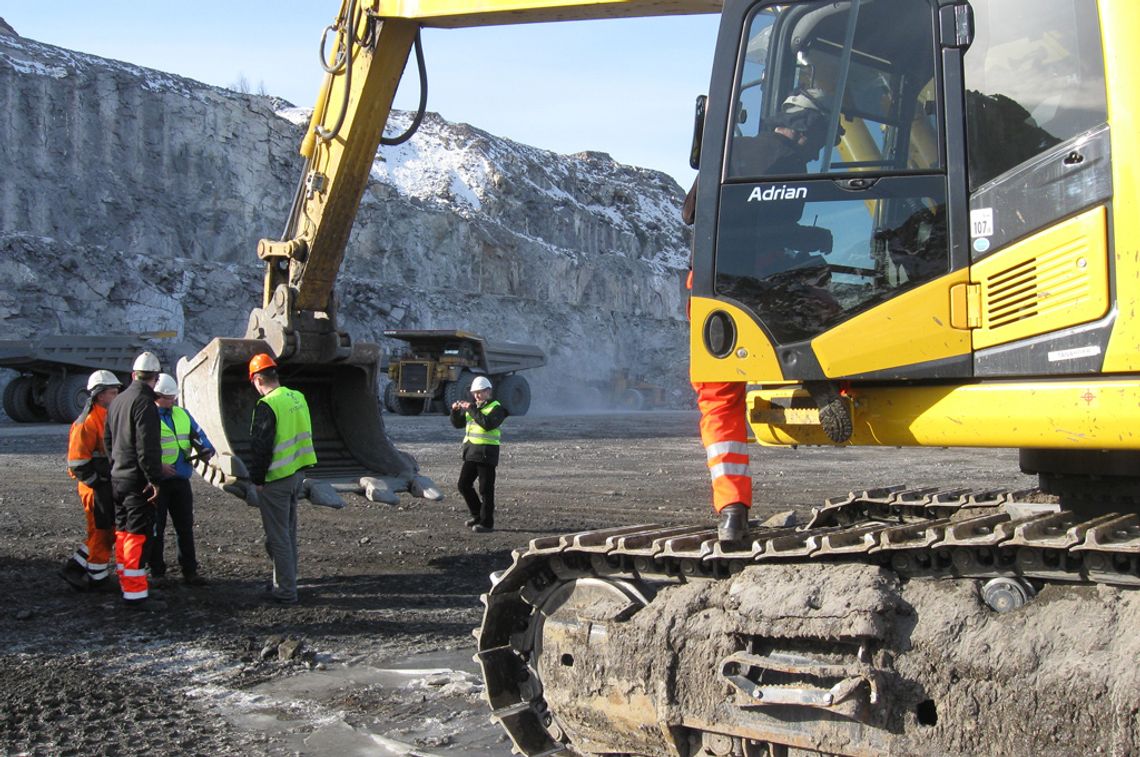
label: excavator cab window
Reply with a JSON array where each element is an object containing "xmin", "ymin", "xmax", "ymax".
[{"xmin": 715, "ymin": 0, "xmax": 948, "ymax": 344}]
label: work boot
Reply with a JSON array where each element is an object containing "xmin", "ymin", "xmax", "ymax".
[
  {"xmin": 464, "ymin": 518, "xmax": 480, "ymax": 527},
  {"xmin": 60, "ymin": 561, "xmax": 90, "ymax": 592},
  {"xmin": 472, "ymin": 524, "xmax": 494, "ymax": 533},
  {"xmin": 183, "ymin": 573, "xmax": 208, "ymax": 587},
  {"xmin": 89, "ymin": 576, "xmax": 118, "ymax": 593},
  {"xmin": 806, "ymin": 381, "xmax": 853, "ymax": 443},
  {"xmin": 717, "ymin": 503, "xmax": 750, "ymax": 544}
]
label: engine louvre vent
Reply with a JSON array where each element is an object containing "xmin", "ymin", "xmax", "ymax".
[{"xmin": 971, "ymin": 206, "xmax": 1109, "ymax": 350}]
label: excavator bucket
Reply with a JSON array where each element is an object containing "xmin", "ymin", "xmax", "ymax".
[{"xmin": 177, "ymin": 337, "xmax": 436, "ymax": 503}]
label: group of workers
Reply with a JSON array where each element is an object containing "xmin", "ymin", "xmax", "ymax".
[
  {"xmin": 60, "ymin": 351, "xmax": 317, "ymax": 609},
  {"xmin": 59, "ymin": 348, "xmax": 507, "ymax": 609}
]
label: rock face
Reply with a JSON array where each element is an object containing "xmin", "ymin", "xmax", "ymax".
[{"xmin": 0, "ymin": 33, "xmax": 693, "ymax": 412}]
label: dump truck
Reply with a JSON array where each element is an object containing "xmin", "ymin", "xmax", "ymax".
[
  {"xmin": 182, "ymin": 0, "xmax": 1140, "ymax": 754},
  {"xmin": 383, "ymin": 329, "xmax": 544, "ymax": 416},
  {"xmin": 0, "ymin": 334, "xmax": 171, "ymax": 423}
]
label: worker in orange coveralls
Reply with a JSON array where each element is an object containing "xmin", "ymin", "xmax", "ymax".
[
  {"xmin": 60, "ymin": 370, "xmax": 123, "ymax": 591},
  {"xmin": 104, "ymin": 352, "xmax": 165, "ymax": 609}
]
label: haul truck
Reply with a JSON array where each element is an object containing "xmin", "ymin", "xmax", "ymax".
[
  {"xmin": 383, "ymin": 329, "xmax": 544, "ymax": 416},
  {"xmin": 1, "ymin": 334, "xmax": 173, "ymax": 423},
  {"xmin": 182, "ymin": 1, "xmax": 1140, "ymax": 754}
]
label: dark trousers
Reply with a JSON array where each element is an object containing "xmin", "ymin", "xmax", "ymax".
[
  {"xmin": 458, "ymin": 461, "xmax": 496, "ymax": 528},
  {"xmin": 150, "ymin": 477, "xmax": 197, "ymax": 576}
]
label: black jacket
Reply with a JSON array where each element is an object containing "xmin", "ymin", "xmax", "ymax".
[
  {"xmin": 248, "ymin": 400, "xmax": 277, "ymax": 486},
  {"xmin": 450, "ymin": 401, "xmax": 507, "ymax": 466},
  {"xmin": 104, "ymin": 379, "xmax": 164, "ymax": 487}
]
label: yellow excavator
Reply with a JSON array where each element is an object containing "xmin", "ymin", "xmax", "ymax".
[{"xmin": 181, "ymin": 0, "xmax": 1140, "ymax": 754}]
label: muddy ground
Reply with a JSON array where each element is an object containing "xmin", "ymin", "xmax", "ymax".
[{"xmin": 0, "ymin": 410, "xmax": 1039, "ymax": 755}]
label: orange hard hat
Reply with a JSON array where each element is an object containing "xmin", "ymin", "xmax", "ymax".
[{"xmin": 248, "ymin": 353, "xmax": 277, "ymax": 380}]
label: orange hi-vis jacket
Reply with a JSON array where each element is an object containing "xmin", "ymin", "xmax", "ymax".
[{"xmin": 67, "ymin": 403, "xmax": 109, "ymax": 485}]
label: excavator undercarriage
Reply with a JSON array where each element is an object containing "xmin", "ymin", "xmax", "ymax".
[{"xmin": 476, "ymin": 487, "xmax": 1140, "ymax": 755}]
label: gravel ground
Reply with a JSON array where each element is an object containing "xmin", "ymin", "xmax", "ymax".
[{"xmin": 0, "ymin": 411, "xmax": 1032, "ymax": 755}]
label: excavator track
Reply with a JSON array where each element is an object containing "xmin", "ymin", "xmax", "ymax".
[{"xmin": 475, "ymin": 485, "xmax": 1140, "ymax": 756}]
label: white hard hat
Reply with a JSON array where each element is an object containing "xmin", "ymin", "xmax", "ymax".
[
  {"xmin": 782, "ymin": 87, "xmax": 829, "ymax": 115},
  {"xmin": 86, "ymin": 370, "xmax": 122, "ymax": 394},
  {"xmin": 471, "ymin": 376, "xmax": 493, "ymax": 392},
  {"xmin": 154, "ymin": 373, "xmax": 179, "ymax": 397},
  {"xmin": 132, "ymin": 351, "xmax": 161, "ymax": 372}
]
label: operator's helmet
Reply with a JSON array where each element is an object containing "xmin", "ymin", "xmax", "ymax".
[
  {"xmin": 471, "ymin": 376, "xmax": 493, "ymax": 392},
  {"xmin": 248, "ymin": 352, "xmax": 278, "ymax": 381},
  {"xmin": 86, "ymin": 370, "xmax": 122, "ymax": 397},
  {"xmin": 777, "ymin": 88, "xmax": 843, "ymax": 146},
  {"xmin": 154, "ymin": 373, "xmax": 179, "ymax": 397},
  {"xmin": 132, "ymin": 351, "xmax": 162, "ymax": 373}
]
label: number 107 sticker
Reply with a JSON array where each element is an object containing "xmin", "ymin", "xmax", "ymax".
[{"xmin": 970, "ymin": 208, "xmax": 994, "ymax": 237}]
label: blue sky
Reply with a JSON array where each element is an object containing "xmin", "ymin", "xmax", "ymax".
[{"xmin": 5, "ymin": 3, "xmax": 720, "ymax": 187}]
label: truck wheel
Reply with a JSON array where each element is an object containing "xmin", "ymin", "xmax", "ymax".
[
  {"xmin": 618, "ymin": 388, "xmax": 646, "ymax": 411},
  {"xmin": 51, "ymin": 374, "xmax": 89, "ymax": 424},
  {"xmin": 496, "ymin": 374, "xmax": 531, "ymax": 416},
  {"xmin": 393, "ymin": 395, "xmax": 425, "ymax": 416},
  {"xmin": 382, "ymin": 381, "xmax": 400, "ymax": 413},
  {"xmin": 3, "ymin": 376, "xmax": 44, "ymax": 423},
  {"xmin": 443, "ymin": 371, "xmax": 477, "ymax": 409}
]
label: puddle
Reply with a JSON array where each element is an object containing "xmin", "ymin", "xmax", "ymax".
[{"xmin": 223, "ymin": 648, "xmax": 513, "ymax": 755}]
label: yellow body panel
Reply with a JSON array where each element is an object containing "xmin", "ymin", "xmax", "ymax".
[
  {"xmin": 749, "ymin": 379, "xmax": 1140, "ymax": 450},
  {"xmin": 689, "ymin": 296, "xmax": 784, "ymax": 383},
  {"xmin": 970, "ymin": 206, "xmax": 1110, "ymax": 350},
  {"xmin": 1100, "ymin": 0, "xmax": 1140, "ymax": 371},
  {"xmin": 811, "ymin": 269, "xmax": 972, "ymax": 378},
  {"xmin": 374, "ymin": 0, "xmax": 720, "ymax": 27}
]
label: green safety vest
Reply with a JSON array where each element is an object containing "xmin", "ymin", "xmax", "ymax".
[
  {"xmin": 258, "ymin": 386, "xmax": 318, "ymax": 482},
  {"xmin": 464, "ymin": 400, "xmax": 502, "ymax": 446},
  {"xmin": 159, "ymin": 407, "xmax": 193, "ymax": 465}
]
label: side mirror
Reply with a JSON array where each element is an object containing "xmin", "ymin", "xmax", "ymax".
[{"xmin": 689, "ymin": 94, "xmax": 707, "ymax": 170}]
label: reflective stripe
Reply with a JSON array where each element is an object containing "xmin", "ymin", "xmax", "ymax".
[
  {"xmin": 71, "ymin": 550, "xmax": 89, "ymax": 568},
  {"xmin": 88, "ymin": 567, "xmax": 111, "ymax": 580},
  {"xmin": 267, "ymin": 436, "xmax": 317, "ymax": 472},
  {"xmin": 122, "ymin": 589, "xmax": 148, "ymax": 600},
  {"xmin": 87, "ymin": 561, "xmax": 109, "ymax": 570},
  {"xmin": 68, "ymin": 457, "xmax": 92, "ymax": 468},
  {"xmin": 466, "ymin": 431, "xmax": 499, "ymax": 442},
  {"xmin": 705, "ymin": 441, "xmax": 749, "ymax": 460},
  {"xmin": 121, "ymin": 568, "xmax": 147, "ymax": 577},
  {"xmin": 709, "ymin": 462, "xmax": 750, "ymax": 479}
]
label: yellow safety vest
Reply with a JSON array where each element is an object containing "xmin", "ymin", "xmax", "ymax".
[
  {"xmin": 258, "ymin": 386, "xmax": 318, "ymax": 482},
  {"xmin": 464, "ymin": 400, "xmax": 502, "ymax": 446},
  {"xmin": 159, "ymin": 407, "xmax": 192, "ymax": 465}
]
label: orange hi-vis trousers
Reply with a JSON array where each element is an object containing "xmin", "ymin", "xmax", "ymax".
[
  {"xmin": 115, "ymin": 531, "xmax": 149, "ymax": 601},
  {"xmin": 76, "ymin": 483, "xmax": 115, "ymax": 581},
  {"xmin": 695, "ymin": 380, "xmax": 752, "ymax": 513}
]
